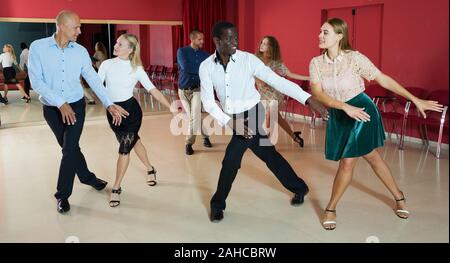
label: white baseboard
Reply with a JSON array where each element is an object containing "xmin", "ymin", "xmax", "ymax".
[{"xmin": 281, "ymin": 111, "xmax": 449, "ymax": 150}]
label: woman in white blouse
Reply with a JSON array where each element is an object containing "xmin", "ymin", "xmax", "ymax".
[
  {"xmin": 98, "ymin": 34, "xmax": 172, "ymax": 207},
  {"xmin": 309, "ymin": 18, "xmax": 443, "ymax": 230},
  {"xmin": 0, "ymin": 44, "xmax": 30, "ymax": 103}
]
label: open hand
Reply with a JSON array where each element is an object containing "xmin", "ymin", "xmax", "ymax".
[
  {"xmin": 59, "ymin": 103, "xmax": 76, "ymax": 125},
  {"xmin": 413, "ymin": 98, "xmax": 444, "ymax": 118},
  {"xmin": 107, "ymin": 104, "xmax": 129, "ymax": 126}
]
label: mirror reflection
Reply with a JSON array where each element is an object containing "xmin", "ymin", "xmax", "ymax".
[{"xmin": 0, "ymin": 21, "xmax": 183, "ymax": 126}]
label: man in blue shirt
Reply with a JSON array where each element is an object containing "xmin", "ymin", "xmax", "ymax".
[
  {"xmin": 28, "ymin": 10, "xmax": 129, "ymax": 214},
  {"xmin": 177, "ymin": 30, "xmax": 212, "ymax": 155}
]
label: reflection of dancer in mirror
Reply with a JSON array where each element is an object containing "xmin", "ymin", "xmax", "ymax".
[
  {"xmin": 93, "ymin": 42, "xmax": 108, "ymax": 70},
  {"xmin": 19, "ymin": 42, "xmax": 31, "ymax": 101},
  {"xmin": 83, "ymin": 42, "xmax": 107, "ymax": 105},
  {"xmin": 256, "ymin": 36, "xmax": 310, "ymax": 147},
  {"xmin": 0, "ymin": 44, "xmax": 30, "ymax": 103},
  {"xmin": 200, "ymin": 21, "xmax": 329, "ymax": 223},
  {"xmin": 309, "ymin": 18, "xmax": 444, "ymax": 230},
  {"xmin": 99, "ymin": 34, "xmax": 174, "ymax": 207}
]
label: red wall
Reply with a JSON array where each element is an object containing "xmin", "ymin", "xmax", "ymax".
[
  {"xmin": 114, "ymin": 24, "xmax": 173, "ymax": 68},
  {"xmin": 239, "ymin": 0, "xmax": 449, "ymax": 143},
  {"xmin": 139, "ymin": 25, "xmax": 151, "ymax": 69},
  {"xmin": 0, "ymin": 0, "xmax": 182, "ymax": 21},
  {"xmin": 241, "ymin": 0, "xmax": 449, "ymax": 91},
  {"xmin": 150, "ymin": 26, "xmax": 173, "ymax": 67},
  {"xmin": 115, "ymin": 24, "xmax": 141, "ymax": 38}
]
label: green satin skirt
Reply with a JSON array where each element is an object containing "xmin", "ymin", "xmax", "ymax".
[{"xmin": 325, "ymin": 92, "xmax": 386, "ymax": 161}]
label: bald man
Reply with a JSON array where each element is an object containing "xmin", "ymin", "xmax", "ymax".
[{"xmin": 28, "ymin": 10, "xmax": 129, "ymax": 214}]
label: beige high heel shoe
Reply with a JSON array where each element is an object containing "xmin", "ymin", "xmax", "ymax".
[
  {"xmin": 322, "ymin": 209, "xmax": 337, "ymax": 230},
  {"xmin": 395, "ymin": 191, "xmax": 410, "ymax": 219},
  {"xmin": 109, "ymin": 187, "xmax": 122, "ymax": 207}
]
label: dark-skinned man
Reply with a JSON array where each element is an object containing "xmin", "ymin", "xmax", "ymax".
[{"xmin": 199, "ymin": 21, "xmax": 329, "ymax": 222}]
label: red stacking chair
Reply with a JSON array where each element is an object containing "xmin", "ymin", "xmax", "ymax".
[
  {"xmin": 365, "ymin": 84, "xmax": 389, "ymax": 106},
  {"xmin": 400, "ymin": 87, "xmax": 429, "ymax": 149},
  {"xmin": 419, "ymin": 89, "xmax": 449, "ymax": 158},
  {"xmin": 283, "ymin": 79, "xmax": 316, "ymax": 127}
]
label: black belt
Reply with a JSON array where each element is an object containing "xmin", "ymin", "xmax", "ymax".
[{"xmin": 182, "ymin": 85, "xmax": 200, "ymax": 90}]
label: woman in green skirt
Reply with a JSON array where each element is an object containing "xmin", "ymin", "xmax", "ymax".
[{"xmin": 309, "ymin": 18, "xmax": 444, "ymax": 230}]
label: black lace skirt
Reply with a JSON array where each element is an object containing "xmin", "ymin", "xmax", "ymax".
[
  {"xmin": 3, "ymin": 67, "xmax": 18, "ymax": 84},
  {"xmin": 107, "ymin": 96, "xmax": 143, "ymax": 154}
]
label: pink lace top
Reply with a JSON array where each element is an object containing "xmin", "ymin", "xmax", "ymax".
[{"xmin": 309, "ymin": 50, "xmax": 381, "ymax": 102}]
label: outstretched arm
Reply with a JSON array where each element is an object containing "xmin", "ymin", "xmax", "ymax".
[
  {"xmin": 137, "ymin": 67, "xmax": 175, "ymax": 112},
  {"xmin": 374, "ymin": 73, "xmax": 443, "ymax": 118},
  {"xmin": 285, "ymin": 69, "xmax": 310, "ymax": 81},
  {"xmin": 149, "ymin": 88, "xmax": 174, "ymax": 111}
]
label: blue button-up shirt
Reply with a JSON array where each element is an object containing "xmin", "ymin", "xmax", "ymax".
[
  {"xmin": 28, "ymin": 35, "xmax": 112, "ymax": 108},
  {"xmin": 177, "ymin": 45, "xmax": 209, "ymax": 90}
]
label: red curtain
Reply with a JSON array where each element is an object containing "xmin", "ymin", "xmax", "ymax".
[
  {"xmin": 172, "ymin": 25, "xmax": 183, "ymax": 65},
  {"xmin": 182, "ymin": 0, "xmax": 227, "ymax": 54}
]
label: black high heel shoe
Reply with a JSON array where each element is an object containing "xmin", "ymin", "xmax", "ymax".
[
  {"xmin": 147, "ymin": 166, "xmax": 157, "ymax": 186},
  {"xmin": 293, "ymin": 131, "xmax": 304, "ymax": 148}
]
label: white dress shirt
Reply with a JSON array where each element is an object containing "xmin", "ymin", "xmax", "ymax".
[
  {"xmin": 199, "ymin": 50, "xmax": 311, "ymax": 127},
  {"xmin": 19, "ymin": 48, "xmax": 29, "ymax": 70},
  {"xmin": 98, "ymin": 57, "xmax": 156, "ymax": 102},
  {"xmin": 0, "ymin": 52, "xmax": 17, "ymax": 68}
]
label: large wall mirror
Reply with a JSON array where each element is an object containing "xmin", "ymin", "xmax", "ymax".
[{"xmin": 0, "ymin": 19, "xmax": 183, "ymax": 127}]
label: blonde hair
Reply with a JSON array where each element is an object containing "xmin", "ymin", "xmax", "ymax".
[
  {"xmin": 323, "ymin": 18, "xmax": 353, "ymax": 53},
  {"xmin": 95, "ymin": 42, "xmax": 107, "ymax": 56},
  {"xmin": 3, "ymin": 44, "xmax": 17, "ymax": 63},
  {"xmin": 119, "ymin": 34, "xmax": 142, "ymax": 72}
]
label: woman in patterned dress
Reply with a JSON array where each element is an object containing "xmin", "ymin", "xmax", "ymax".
[{"xmin": 256, "ymin": 36, "xmax": 310, "ymax": 147}]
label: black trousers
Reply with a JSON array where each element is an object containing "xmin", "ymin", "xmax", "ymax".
[
  {"xmin": 24, "ymin": 74, "xmax": 31, "ymax": 96},
  {"xmin": 43, "ymin": 99, "xmax": 97, "ymax": 199},
  {"xmin": 210, "ymin": 103, "xmax": 309, "ymax": 211}
]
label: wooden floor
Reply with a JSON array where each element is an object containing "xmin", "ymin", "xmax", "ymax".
[{"xmin": 0, "ymin": 91, "xmax": 448, "ymax": 242}]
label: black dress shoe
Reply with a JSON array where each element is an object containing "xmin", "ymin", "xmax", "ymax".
[
  {"xmin": 57, "ymin": 198, "xmax": 70, "ymax": 213},
  {"xmin": 91, "ymin": 178, "xmax": 108, "ymax": 190},
  {"xmin": 203, "ymin": 138, "xmax": 212, "ymax": 148},
  {"xmin": 210, "ymin": 209, "xmax": 224, "ymax": 222},
  {"xmin": 185, "ymin": 144, "xmax": 194, "ymax": 155},
  {"xmin": 291, "ymin": 188, "xmax": 309, "ymax": 206}
]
